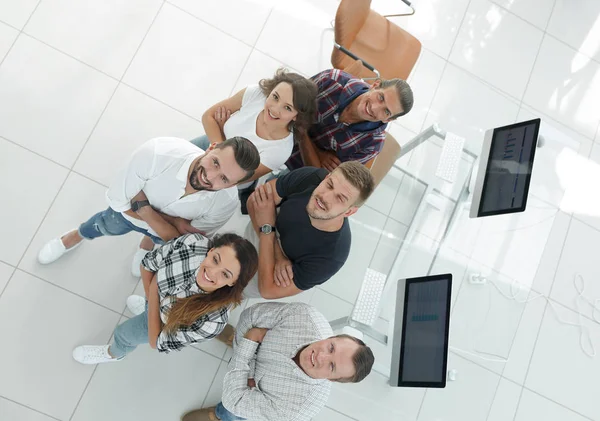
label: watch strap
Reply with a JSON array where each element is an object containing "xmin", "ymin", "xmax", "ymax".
[{"xmin": 132, "ymin": 200, "xmax": 150, "ymax": 212}]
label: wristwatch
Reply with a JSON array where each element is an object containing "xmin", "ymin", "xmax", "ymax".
[
  {"xmin": 259, "ymin": 224, "xmax": 276, "ymax": 235},
  {"xmin": 131, "ymin": 200, "xmax": 150, "ymax": 212}
]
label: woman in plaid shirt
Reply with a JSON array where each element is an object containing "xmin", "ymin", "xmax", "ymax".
[{"xmin": 72, "ymin": 233, "xmax": 258, "ymax": 364}]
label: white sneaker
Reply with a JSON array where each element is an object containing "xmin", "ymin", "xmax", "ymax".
[
  {"xmin": 131, "ymin": 248, "xmax": 150, "ymax": 277},
  {"xmin": 37, "ymin": 230, "xmax": 82, "ymax": 264},
  {"xmin": 126, "ymin": 295, "xmax": 146, "ymax": 316},
  {"xmin": 72, "ymin": 345, "xmax": 122, "ymax": 365}
]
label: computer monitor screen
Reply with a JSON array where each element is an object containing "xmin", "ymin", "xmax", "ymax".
[
  {"xmin": 390, "ymin": 274, "xmax": 452, "ymax": 388},
  {"xmin": 470, "ymin": 118, "xmax": 541, "ymax": 218}
]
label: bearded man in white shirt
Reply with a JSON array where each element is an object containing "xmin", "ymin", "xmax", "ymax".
[{"xmin": 38, "ymin": 136, "xmax": 260, "ymax": 271}]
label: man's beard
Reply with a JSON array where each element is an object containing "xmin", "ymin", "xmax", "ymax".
[
  {"xmin": 189, "ymin": 161, "xmax": 210, "ymax": 191},
  {"xmin": 306, "ymin": 197, "xmax": 346, "ymax": 220}
]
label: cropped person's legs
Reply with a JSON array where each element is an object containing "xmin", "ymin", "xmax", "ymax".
[
  {"xmin": 182, "ymin": 403, "xmax": 246, "ymax": 421},
  {"xmin": 72, "ymin": 307, "xmax": 149, "ymax": 365},
  {"xmin": 132, "ymin": 232, "xmax": 164, "ymax": 277},
  {"xmin": 110, "ymin": 308, "xmax": 150, "ymax": 358},
  {"xmin": 38, "ymin": 207, "xmax": 135, "ymax": 264},
  {"xmin": 215, "ymin": 402, "xmax": 246, "ymax": 421}
]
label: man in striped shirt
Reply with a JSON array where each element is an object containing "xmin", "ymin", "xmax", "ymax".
[
  {"xmin": 285, "ymin": 68, "xmax": 414, "ymax": 172},
  {"xmin": 182, "ymin": 302, "xmax": 375, "ymax": 421}
]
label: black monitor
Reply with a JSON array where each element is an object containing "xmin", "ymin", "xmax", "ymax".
[
  {"xmin": 389, "ymin": 274, "xmax": 453, "ymax": 388},
  {"xmin": 469, "ymin": 118, "xmax": 541, "ymax": 218}
]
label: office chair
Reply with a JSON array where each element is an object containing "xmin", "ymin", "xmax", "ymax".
[
  {"xmin": 330, "ymin": 0, "xmax": 421, "ymax": 185},
  {"xmin": 331, "ymin": 0, "xmax": 421, "ymax": 81}
]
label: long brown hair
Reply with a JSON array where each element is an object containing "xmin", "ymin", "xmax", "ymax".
[
  {"xmin": 259, "ymin": 68, "xmax": 318, "ymax": 137},
  {"xmin": 163, "ymin": 233, "xmax": 258, "ymax": 334}
]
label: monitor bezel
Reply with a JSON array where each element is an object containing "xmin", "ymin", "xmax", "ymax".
[
  {"xmin": 395, "ymin": 273, "xmax": 453, "ymax": 388},
  {"xmin": 476, "ymin": 118, "xmax": 541, "ymax": 218}
]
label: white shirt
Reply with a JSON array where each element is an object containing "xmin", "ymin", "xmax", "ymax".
[
  {"xmin": 105, "ymin": 137, "xmax": 238, "ymax": 238},
  {"xmin": 224, "ymin": 84, "xmax": 294, "ymax": 171}
]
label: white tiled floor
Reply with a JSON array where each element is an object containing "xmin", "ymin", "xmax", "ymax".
[{"xmin": 1, "ymin": 1, "xmax": 600, "ymax": 420}]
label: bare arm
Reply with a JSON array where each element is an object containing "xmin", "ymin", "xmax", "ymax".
[
  {"xmin": 147, "ymin": 276, "xmax": 162, "ymax": 349},
  {"xmin": 247, "ymin": 184, "xmax": 302, "ymax": 299},
  {"xmin": 201, "ymin": 88, "xmax": 246, "ymax": 143},
  {"xmin": 141, "ymin": 267, "xmax": 154, "ymax": 297},
  {"xmin": 126, "ymin": 191, "xmax": 181, "ymax": 241},
  {"xmin": 129, "ymin": 207, "xmax": 181, "ymax": 242}
]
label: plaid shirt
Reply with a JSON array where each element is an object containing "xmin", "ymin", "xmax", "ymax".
[
  {"xmin": 141, "ymin": 233, "xmax": 229, "ymax": 353},
  {"xmin": 222, "ymin": 302, "xmax": 333, "ymax": 421},
  {"xmin": 285, "ymin": 69, "xmax": 387, "ymax": 170}
]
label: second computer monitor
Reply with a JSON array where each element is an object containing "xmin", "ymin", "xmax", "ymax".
[{"xmin": 470, "ymin": 118, "xmax": 541, "ymax": 218}]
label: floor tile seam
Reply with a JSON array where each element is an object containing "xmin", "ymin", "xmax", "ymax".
[
  {"xmin": 513, "ymin": 291, "xmax": 553, "ymax": 421},
  {"xmin": 0, "ymin": 21, "xmax": 22, "ymax": 68},
  {"xmin": 164, "ymin": 0, "xmax": 260, "ymax": 50},
  {"xmin": 117, "ymin": 1, "xmax": 166, "ymax": 82},
  {"xmin": 6, "ymin": 5, "xmax": 600, "ymax": 146},
  {"xmin": 67, "ymin": 1, "xmax": 167, "ymax": 173},
  {"xmin": 322, "ymin": 405, "xmax": 361, "ymax": 421},
  {"xmin": 14, "ymin": 11, "xmax": 599, "ymax": 146},
  {"xmin": 433, "ymin": 44, "xmax": 599, "ymax": 143},
  {"xmin": 314, "ymin": 285, "xmax": 354, "ymax": 307},
  {"xmin": 487, "ymin": 0, "xmax": 554, "ymax": 31},
  {"xmin": 199, "ymin": 358, "xmax": 228, "ymax": 409},
  {"xmin": 21, "ymin": 0, "xmax": 43, "ymax": 31},
  {"xmin": 225, "ymin": 7, "xmax": 274, "ymax": 97},
  {"xmin": 0, "ymin": 395, "xmax": 62, "ymax": 421},
  {"xmin": 13, "ymin": 31, "xmax": 121, "ymax": 82},
  {"xmin": 67, "ymin": 311, "xmax": 129, "ymax": 420},
  {"xmin": 0, "ymin": 18, "xmax": 22, "ymax": 32},
  {"xmin": 520, "ymin": 384, "xmax": 597, "ymax": 421},
  {"xmin": 5, "ymin": 266, "xmax": 124, "ymax": 317},
  {"xmin": 484, "ymin": 372, "xmax": 504, "ymax": 421},
  {"xmin": 515, "ymin": 28, "xmax": 546, "ymax": 113},
  {"xmin": 0, "ymin": 264, "xmax": 16, "ymax": 302},
  {"xmin": 543, "ymin": 26, "xmax": 600, "ymax": 68},
  {"xmin": 0, "ymin": 135, "xmax": 73, "ymax": 171}
]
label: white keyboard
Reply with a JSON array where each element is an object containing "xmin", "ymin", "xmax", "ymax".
[
  {"xmin": 435, "ymin": 132, "xmax": 465, "ymax": 183},
  {"xmin": 351, "ymin": 268, "xmax": 387, "ymax": 326}
]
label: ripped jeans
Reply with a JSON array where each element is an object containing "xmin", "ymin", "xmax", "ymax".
[{"xmin": 78, "ymin": 207, "xmax": 164, "ymax": 244}]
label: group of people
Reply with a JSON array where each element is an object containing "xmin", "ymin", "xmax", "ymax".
[{"xmin": 38, "ymin": 67, "xmax": 414, "ymax": 421}]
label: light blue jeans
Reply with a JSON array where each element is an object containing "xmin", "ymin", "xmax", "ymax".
[
  {"xmin": 216, "ymin": 402, "xmax": 246, "ymax": 421},
  {"xmin": 190, "ymin": 134, "xmax": 211, "ymax": 151},
  {"xmin": 78, "ymin": 207, "xmax": 164, "ymax": 245},
  {"xmin": 110, "ymin": 304, "xmax": 149, "ymax": 358}
]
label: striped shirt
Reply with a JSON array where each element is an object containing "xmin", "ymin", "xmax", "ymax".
[
  {"xmin": 141, "ymin": 233, "xmax": 229, "ymax": 353},
  {"xmin": 285, "ymin": 69, "xmax": 387, "ymax": 170},
  {"xmin": 222, "ymin": 302, "xmax": 334, "ymax": 421}
]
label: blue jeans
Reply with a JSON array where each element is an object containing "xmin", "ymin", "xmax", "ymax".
[
  {"xmin": 266, "ymin": 166, "xmax": 290, "ymax": 182},
  {"xmin": 190, "ymin": 134, "xmax": 210, "ymax": 151},
  {"xmin": 216, "ymin": 402, "xmax": 245, "ymax": 421},
  {"xmin": 78, "ymin": 207, "xmax": 164, "ymax": 244},
  {"xmin": 110, "ymin": 305, "xmax": 149, "ymax": 358}
]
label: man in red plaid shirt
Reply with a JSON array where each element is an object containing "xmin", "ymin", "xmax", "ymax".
[{"xmin": 285, "ymin": 68, "xmax": 414, "ymax": 172}]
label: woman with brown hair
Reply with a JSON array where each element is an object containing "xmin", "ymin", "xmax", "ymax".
[
  {"xmin": 72, "ymin": 233, "xmax": 258, "ymax": 364},
  {"xmin": 191, "ymin": 68, "xmax": 318, "ymax": 214}
]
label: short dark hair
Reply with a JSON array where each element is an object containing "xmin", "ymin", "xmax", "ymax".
[
  {"xmin": 259, "ymin": 68, "xmax": 319, "ymax": 137},
  {"xmin": 334, "ymin": 161, "xmax": 375, "ymax": 206},
  {"xmin": 379, "ymin": 78, "xmax": 414, "ymax": 119},
  {"xmin": 215, "ymin": 136, "xmax": 260, "ymax": 183},
  {"xmin": 331, "ymin": 334, "xmax": 374, "ymax": 383}
]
